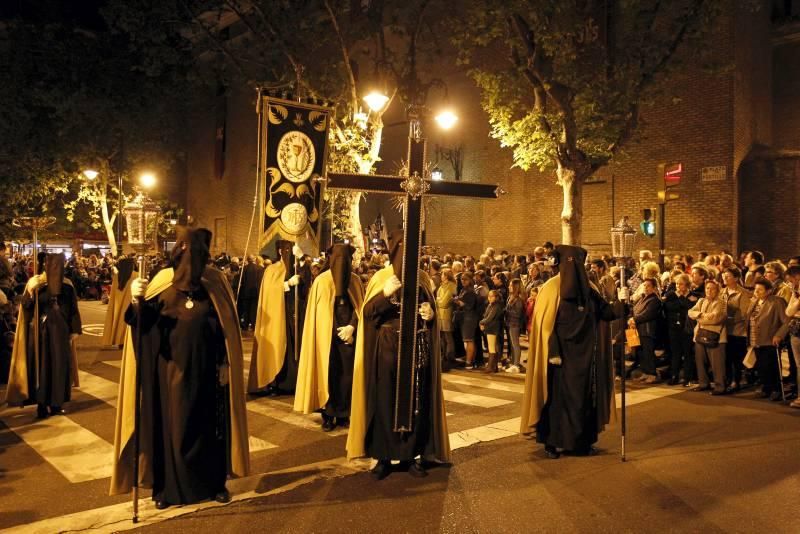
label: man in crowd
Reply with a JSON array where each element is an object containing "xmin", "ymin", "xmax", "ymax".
[
  {"xmin": 238, "ymin": 255, "xmax": 265, "ymax": 331},
  {"xmin": 743, "ymin": 250, "xmax": 765, "ymax": 290}
]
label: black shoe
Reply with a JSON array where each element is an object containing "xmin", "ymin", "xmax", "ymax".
[
  {"xmin": 408, "ymin": 459, "xmax": 428, "ymax": 478},
  {"xmin": 544, "ymin": 445, "xmax": 560, "ymax": 459},
  {"xmin": 49, "ymin": 406, "xmax": 65, "ymax": 416},
  {"xmin": 36, "ymin": 405, "xmax": 49, "ymax": 419},
  {"xmin": 214, "ymin": 489, "xmax": 231, "ymax": 503},
  {"xmin": 370, "ymin": 460, "xmax": 391, "ymax": 480},
  {"xmin": 769, "ymin": 391, "xmax": 783, "ymax": 402},
  {"xmin": 668, "ymin": 377, "xmax": 680, "ymax": 386},
  {"xmin": 155, "ymin": 500, "xmax": 170, "ymax": 510},
  {"xmin": 572, "ymin": 446, "xmax": 600, "ymax": 457},
  {"xmin": 321, "ymin": 416, "xmax": 336, "ymax": 432},
  {"xmin": 336, "ymin": 417, "xmax": 350, "ymax": 428}
]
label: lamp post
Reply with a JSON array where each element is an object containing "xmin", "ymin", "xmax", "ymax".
[
  {"xmin": 122, "ymin": 192, "xmax": 160, "ymax": 524},
  {"xmin": 610, "ymin": 215, "xmax": 638, "ymax": 462}
]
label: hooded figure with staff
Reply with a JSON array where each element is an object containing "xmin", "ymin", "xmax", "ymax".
[{"xmin": 109, "ymin": 227, "xmax": 249, "ymax": 511}]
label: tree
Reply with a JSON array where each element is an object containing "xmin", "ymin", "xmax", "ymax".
[
  {"xmin": 0, "ymin": 1, "xmax": 188, "ymax": 253},
  {"xmin": 455, "ymin": 0, "xmax": 721, "ymax": 245}
]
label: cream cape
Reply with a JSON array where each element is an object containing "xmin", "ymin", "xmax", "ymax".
[
  {"xmin": 102, "ymin": 270, "xmax": 138, "ymax": 346},
  {"xmin": 109, "ymin": 267, "xmax": 250, "ymax": 495},
  {"xmin": 293, "ymin": 271, "xmax": 364, "ymax": 414},
  {"xmin": 4, "ymin": 280, "xmax": 81, "ymax": 406},
  {"xmin": 248, "ymin": 261, "xmax": 287, "ymax": 392}
]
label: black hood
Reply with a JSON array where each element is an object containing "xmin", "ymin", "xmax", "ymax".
[
  {"xmin": 45, "ymin": 253, "xmax": 65, "ymax": 296},
  {"xmin": 387, "ymin": 230, "xmax": 404, "ymax": 278},
  {"xmin": 171, "ymin": 227, "xmax": 212, "ymax": 292},
  {"xmin": 275, "ymin": 239, "xmax": 293, "ymax": 272},
  {"xmin": 117, "ymin": 258, "xmax": 136, "ymax": 290},
  {"xmin": 329, "ymin": 243, "xmax": 354, "ymax": 297},
  {"xmin": 553, "ymin": 244, "xmax": 590, "ymax": 307}
]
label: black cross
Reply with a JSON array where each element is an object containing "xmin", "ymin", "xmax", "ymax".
[{"xmin": 325, "ymin": 133, "xmax": 504, "ymax": 432}]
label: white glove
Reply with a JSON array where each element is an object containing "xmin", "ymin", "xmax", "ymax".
[
  {"xmin": 419, "ymin": 302, "xmax": 434, "ymax": 321},
  {"xmin": 131, "ymin": 278, "xmax": 148, "ymax": 300},
  {"xmin": 337, "ymin": 325, "xmax": 355, "ymax": 344},
  {"xmin": 383, "ymin": 275, "xmax": 402, "ymax": 297},
  {"xmin": 292, "ymin": 244, "xmax": 304, "ymax": 259},
  {"xmin": 287, "ymin": 274, "xmax": 301, "ymax": 287},
  {"xmin": 617, "ymin": 287, "xmax": 629, "ymax": 301},
  {"xmin": 25, "ymin": 275, "xmax": 45, "ymax": 296}
]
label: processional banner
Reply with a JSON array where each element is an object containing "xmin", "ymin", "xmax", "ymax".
[{"xmin": 259, "ymin": 96, "xmax": 331, "ymax": 255}]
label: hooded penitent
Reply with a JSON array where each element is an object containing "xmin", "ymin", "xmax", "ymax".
[
  {"xmin": 45, "ymin": 253, "xmax": 65, "ymax": 297},
  {"xmin": 293, "ymin": 243, "xmax": 365, "ymax": 416},
  {"xmin": 552, "ymin": 245, "xmax": 590, "ymax": 310},
  {"xmin": 276, "ymin": 239, "xmax": 293, "ymax": 272},
  {"xmin": 116, "ymin": 258, "xmax": 136, "ymax": 291},
  {"xmin": 172, "ymin": 227, "xmax": 212, "ymax": 292},
  {"xmin": 387, "ymin": 230, "xmax": 404, "ymax": 277},
  {"xmin": 329, "ymin": 243, "xmax": 354, "ymax": 297}
]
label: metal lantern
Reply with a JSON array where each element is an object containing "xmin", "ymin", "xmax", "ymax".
[
  {"xmin": 610, "ymin": 216, "xmax": 637, "ymax": 259},
  {"xmin": 123, "ymin": 193, "xmax": 161, "ymax": 254}
]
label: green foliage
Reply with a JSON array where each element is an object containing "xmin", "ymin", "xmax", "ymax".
[{"xmin": 455, "ymin": 0, "xmax": 720, "ymax": 177}]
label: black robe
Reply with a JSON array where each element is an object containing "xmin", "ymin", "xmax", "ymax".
[
  {"xmin": 325, "ymin": 296, "xmax": 357, "ymax": 418},
  {"xmin": 128, "ymin": 286, "xmax": 227, "ymax": 504},
  {"xmin": 271, "ymin": 263, "xmax": 311, "ymax": 393},
  {"xmin": 23, "ymin": 283, "xmax": 81, "ymax": 407},
  {"xmin": 363, "ymin": 291, "xmax": 434, "ymax": 461},
  {"xmin": 536, "ymin": 288, "xmax": 620, "ymax": 451}
]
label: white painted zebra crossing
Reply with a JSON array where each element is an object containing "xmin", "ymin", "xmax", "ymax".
[{"xmin": 0, "ymin": 361, "xmax": 684, "ymax": 486}]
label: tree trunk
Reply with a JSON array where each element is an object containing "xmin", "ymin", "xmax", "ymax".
[
  {"xmin": 557, "ymin": 163, "xmax": 583, "ymax": 246},
  {"xmin": 99, "ymin": 193, "xmax": 118, "ymax": 256},
  {"xmin": 346, "ymin": 121, "xmax": 384, "ymax": 262}
]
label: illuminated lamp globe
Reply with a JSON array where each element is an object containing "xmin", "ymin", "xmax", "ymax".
[
  {"xmin": 363, "ymin": 91, "xmax": 389, "ymax": 112},
  {"xmin": 430, "ymin": 167, "xmax": 444, "ymax": 181},
  {"xmin": 434, "ymin": 110, "xmax": 458, "ymax": 130},
  {"xmin": 139, "ymin": 172, "xmax": 157, "ymax": 189},
  {"xmin": 82, "ymin": 169, "xmax": 99, "ymax": 180}
]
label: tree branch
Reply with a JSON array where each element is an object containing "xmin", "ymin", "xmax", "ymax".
[
  {"xmin": 177, "ymin": 0, "xmax": 247, "ymax": 78},
  {"xmin": 323, "ymin": 0, "xmax": 359, "ymax": 112}
]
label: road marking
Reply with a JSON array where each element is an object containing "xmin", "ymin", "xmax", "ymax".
[
  {"xmin": 0, "ymin": 407, "xmax": 114, "ymax": 483},
  {"xmin": 248, "ymin": 435, "xmax": 278, "ymax": 452},
  {"xmin": 443, "ymin": 389, "xmax": 514, "ymax": 408},
  {"xmin": 246, "ymin": 397, "xmax": 348, "ymax": 437},
  {"xmin": 103, "ymin": 360, "xmax": 122, "ymax": 368},
  {"xmin": 81, "ymin": 323, "xmax": 105, "ymax": 337},
  {"xmin": 450, "ymin": 417, "xmax": 520, "ymax": 450},
  {"xmin": 443, "ymin": 373, "xmax": 525, "ymax": 394},
  {"xmin": 78, "ymin": 370, "xmax": 119, "ymax": 407}
]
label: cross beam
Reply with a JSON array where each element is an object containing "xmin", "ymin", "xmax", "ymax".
[{"xmin": 322, "ymin": 135, "xmax": 504, "ymax": 432}]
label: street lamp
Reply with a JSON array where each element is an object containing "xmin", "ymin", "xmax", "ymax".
[
  {"xmin": 430, "ymin": 166, "xmax": 444, "ymax": 181},
  {"xmin": 139, "ymin": 172, "xmax": 157, "ymax": 190},
  {"xmin": 363, "ymin": 90, "xmax": 390, "ymax": 113},
  {"xmin": 434, "ymin": 110, "xmax": 458, "ymax": 130},
  {"xmin": 82, "ymin": 169, "xmax": 99, "ymax": 181},
  {"xmin": 609, "ymin": 215, "xmax": 637, "ymax": 464}
]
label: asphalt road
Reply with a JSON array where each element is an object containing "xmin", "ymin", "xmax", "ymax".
[{"xmin": 1, "ymin": 301, "xmax": 799, "ymax": 533}]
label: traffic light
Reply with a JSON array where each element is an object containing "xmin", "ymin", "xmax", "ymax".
[
  {"xmin": 640, "ymin": 208, "xmax": 656, "ymax": 237},
  {"xmin": 657, "ymin": 162, "xmax": 681, "ymax": 203}
]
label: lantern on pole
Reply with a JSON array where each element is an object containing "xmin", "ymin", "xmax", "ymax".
[
  {"xmin": 121, "ymin": 192, "xmax": 160, "ymax": 524},
  {"xmin": 609, "ymin": 215, "xmax": 637, "ymax": 463}
]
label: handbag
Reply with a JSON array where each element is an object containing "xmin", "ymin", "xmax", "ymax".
[
  {"xmin": 696, "ymin": 327, "xmax": 720, "ymax": 348},
  {"xmin": 743, "ymin": 347, "xmax": 756, "ymax": 369},
  {"xmin": 625, "ymin": 327, "xmax": 641, "ymax": 348}
]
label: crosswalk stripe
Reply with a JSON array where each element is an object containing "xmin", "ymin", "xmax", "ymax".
[
  {"xmin": 78, "ymin": 370, "xmax": 119, "ymax": 407},
  {"xmin": 443, "ymin": 373, "xmax": 525, "ymax": 394},
  {"xmin": 450, "ymin": 417, "xmax": 519, "ymax": 450},
  {"xmin": 0, "ymin": 406, "xmax": 114, "ymax": 483},
  {"xmin": 248, "ymin": 435, "xmax": 278, "ymax": 452},
  {"xmin": 443, "ymin": 389, "xmax": 514, "ymax": 408},
  {"xmin": 246, "ymin": 397, "xmax": 348, "ymax": 437}
]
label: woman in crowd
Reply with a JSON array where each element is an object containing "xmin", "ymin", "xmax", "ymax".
[
  {"xmin": 436, "ymin": 269, "xmax": 457, "ymax": 371},
  {"xmin": 491, "ymin": 272, "xmax": 508, "ymax": 362},
  {"xmin": 629, "ymin": 278, "xmax": 662, "ymax": 384},
  {"xmin": 721, "ymin": 266, "xmax": 751, "ymax": 391},
  {"xmin": 479, "ymin": 289, "xmax": 504, "ymax": 374},
  {"xmin": 663, "ymin": 273, "xmax": 696, "ymax": 386},
  {"xmin": 688, "ymin": 279, "xmax": 728, "ymax": 395},
  {"xmin": 453, "ymin": 272, "xmax": 479, "ymax": 370},
  {"xmin": 504, "ymin": 278, "xmax": 525, "ymax": 373},
  {"xmin": 525, "ymin": 287, "xmax": 538, "ymax": 335}
]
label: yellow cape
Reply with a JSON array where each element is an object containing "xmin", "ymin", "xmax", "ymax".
[
  {"xmin": 346, "ymin": 266, "xmax": 451, "ymax": 462},
  {"xmin": 248, "ymin": 261, "xmax": 287, "ymax": 392},
  {"xmin": 293, "ymin": 271, "xmax": 364, "ymax": 414},
  {"xmin": 109, "ymin": 267, "xmax": 250, "ymax": 495},
  {"xmin": 4, "ymin": 280, "xmax": 81, "ymax": 406},
  {"xmin": 102, "ymin": 270, "xmax": 138, "ymax": 347},
  {"xmin": 520, "ymin": 274, "xmax": 560, "ymax": 433}
]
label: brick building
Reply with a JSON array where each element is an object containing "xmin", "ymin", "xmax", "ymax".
[{"xmin": 184, "ymin": 2, "xmax": 800, "ymax": 261}]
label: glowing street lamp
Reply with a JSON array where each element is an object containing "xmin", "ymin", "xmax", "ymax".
[
  {"xmin": 82, "ymin": 169, "xmax": 99, "ymax": 181},
  {"xmin": 139, "ymin": 172, "xmax": 157, "ymax": 189},
  {"xmin": 434, "ymin": 110, "xmax": 458, "ymax": 130},
  {"xmin": 363, "ymin": 91, "xmax": 390, "ymax": 113},
  {"xmin": 430, "ymin": 167, "xmax": 444, "ymax": 181}
]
